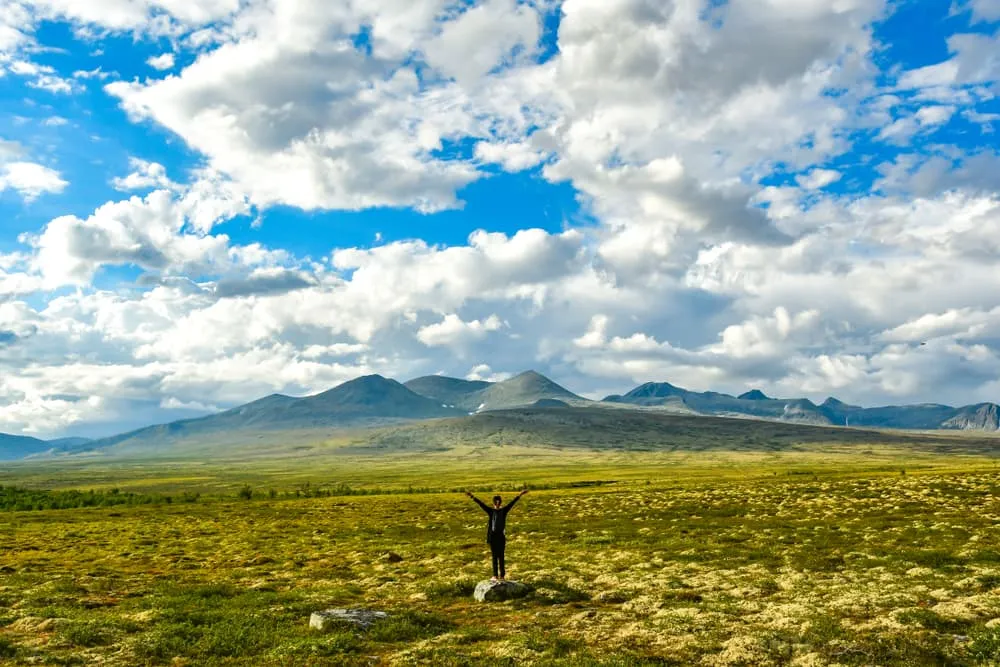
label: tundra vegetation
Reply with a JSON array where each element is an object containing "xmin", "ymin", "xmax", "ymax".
[{"xmin": 2, "ymin": 444, "xmax": 1000, "ymax": 665}]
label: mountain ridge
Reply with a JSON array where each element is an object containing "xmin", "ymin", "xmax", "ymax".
[
  {"xmin": 10, "ymin": 370, "xmax": 1000, "ymax": 461},
  {"xmin": 605, "ymin": 381, "xmax": 998, "ymax": 431}
]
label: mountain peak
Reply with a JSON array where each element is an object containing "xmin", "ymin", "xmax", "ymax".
[
  {"xmin": 475, "ymin": 370, "xmax": 582, "ymax": 411},
  {"xmin": 622, "ymin": 381, "xmax": 685, "ymax": 402},
  {"xmin": 738, "ymin": 389, "xmax": 770, "ymax": 401}
]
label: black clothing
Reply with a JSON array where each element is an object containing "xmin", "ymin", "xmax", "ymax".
[
  {"xmin": 470, "ymin": 494, "xmax": 521, "ymax": 542},
  {"xmin": 490, "ymin": 534, "xmax": 506, "ymax": 579}
]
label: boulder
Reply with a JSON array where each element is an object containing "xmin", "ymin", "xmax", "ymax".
[
  {"xmin": 474, "ymin": 580, "xmax": 532, "ymax": 602},
  {"xmin": 384, "ymin": 551, "xmax": 404, "ymax": 563},
  {"xmin": 309, "ymin": 608, "xmax": 389, "ymax": 631}
]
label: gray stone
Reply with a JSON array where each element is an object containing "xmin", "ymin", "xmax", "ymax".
[
  {"xmin": 309, "ymin": 608, "xmax": 389, "ymax": 631},
  {"xmin": 474, "ymin": 579, "xmax": 532, "ymax": 602}
]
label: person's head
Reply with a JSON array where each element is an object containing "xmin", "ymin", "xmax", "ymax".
[{"xmin": 493, "ymin": 495, "xmax": 502, "ymax": 508}]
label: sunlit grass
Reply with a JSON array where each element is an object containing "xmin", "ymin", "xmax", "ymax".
[{"xmin": 2, "ymin": 448, "xmax": 1000, "ymax": 664}]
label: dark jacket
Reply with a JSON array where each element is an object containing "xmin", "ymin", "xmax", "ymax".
[{"xmin": 471, "ymin": 494, "xmax": 522, "ymax": 543}]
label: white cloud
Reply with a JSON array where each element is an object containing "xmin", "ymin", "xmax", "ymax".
[
  {"xmin": 146, "ymin": 52, "xmax": 175, "ymax": 70},
  {"xmin": 916, "ymin": 104, "xmax": 957, "ymax": 126},
  {"xmin": 422, "ymin": 0, "xmax": 540, "ymax": 85},
  {"xmin": 465, "ymin": 363, "xmax": 510, "ymax": 382},
  {"xmin": 475, "ymin": 140, "xmax": 547, "ymax": 171},
  {"xmin": 9, "ymin": 59, "xmax": 81, "ymax": 94},
  {"xmin": 112, "ymin": 158, "xmax": 174, "ymax": 191},
  {"xmin": 416, "ymin": 313, "xmax": 504, "ymax": 347},
  {"xmin": 796, "ymin": 168, "xmax": 842, "ymax": 190},
  {"xmin": 967, "ymin": 0, "xmax": 1000, "ymax": 22},
  {"xmin": 0, "ymin": 161, "xmax": 67, "ymax": 200}
]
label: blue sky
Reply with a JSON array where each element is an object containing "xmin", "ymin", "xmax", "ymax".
[{"xmin": 0, "ymin": 0, "xmax": 998, "ymax": 437}]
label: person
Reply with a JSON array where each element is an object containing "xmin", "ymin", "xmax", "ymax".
[{"xmin": 465, "ymin": 489, "xmax": 528, "ymax": 581}]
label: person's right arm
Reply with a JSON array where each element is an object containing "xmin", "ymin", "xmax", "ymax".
[{"xmin": 466, "ymin": 491, "xmax": 491, "ymax": 513}]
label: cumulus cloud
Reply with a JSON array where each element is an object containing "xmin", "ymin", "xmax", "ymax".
[
  {"xmin": 416, "ymin": 313, "xmax": 504, "ymax": 347},
  {"xmin": 0, "ymin": 160, "xmax": 67, "ymax": 200},
  {"xmin": 146, "ymin": 52, "xmax": 174, "ymax": 70}
]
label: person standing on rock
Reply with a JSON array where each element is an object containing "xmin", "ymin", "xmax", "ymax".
[{"xmin": 465, "ymin": 489, "xmax": 527, "ymax": 581}]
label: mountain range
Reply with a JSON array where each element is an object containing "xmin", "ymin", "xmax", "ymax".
[
  {"xmin": 1, "ymin": 370, "xmax": 997, "ymax": 460},
  {"xmin": 603, "ymin": 381, "xmax": 1000, "ymax": 431}
]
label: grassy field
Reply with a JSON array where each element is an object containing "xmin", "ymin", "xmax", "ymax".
[{"xmin": 3, "ymin": 446, "xmax": 1000, "ymax": 665}]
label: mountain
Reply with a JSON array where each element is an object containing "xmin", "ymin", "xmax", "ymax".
[
  {"xmin": 943, "ymin": 403, "xmax": 1000, "ymax": 431},
  {"xmin": 473, "ymin": 371, "xmax": 584, "ymax": 411},
  {"xmin": 607, "ymin": 381, "xmax": 1000, "ymax": 431},
  {"xmin": 14, "ymin": 371, "xmax": 1000, "ymax": 461},
  {"xmin": 605, "ymin": 383, "xmax": 830, "ymax": 425},
  {"xmin": 402, "ymin": 376, "xmax": 491, "ymax": 408},
  {"xmin": 738, "ymin": 389, "xmax": 770, "ymax": 401},
  {"xmin": 405, "ymin": 370, "xmax": 585, "ymax": 412},
  {"xmin": 63, "ymin": 375, "xmax": 467, "ymax": 455},
  {"xmin": 0, "ymin": 434, "xmax": 93, "ymax": 461},
  {"xmin": 0, "ymin": 433, "xmax": 55, "ymax": 461}
]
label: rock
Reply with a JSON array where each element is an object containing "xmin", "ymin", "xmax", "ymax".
[
  {"xmin": 474, "ymin": 580, "xmax": 532, "ymax": 602},
  {"xmin": 384, "ymin": 551, "xmax": 403, "ymax": 563},
  {"xmin": 10, "ymin": 616, "xmax": 67, "ymax": 632},
  {"xmin": 309, "ymin": 608, "xmax": 389, "ymax": 631},
  {"xmin": 595, "ymin": 590, "xmax": 629, "ymax": 604}
]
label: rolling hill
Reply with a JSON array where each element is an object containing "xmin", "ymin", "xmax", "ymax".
[
  {"xmin": 402, "ymin": 376, "xmax": 491, "ymax": 408},
  {"xmin": 404, "ymin": 370, "xmax": 585, "ymax": 412},
  {"xmin": 348, "ymin": 405, "xmax": 1000, "ymax": 456},
  {"xmin": 0, "ymin": 434, "xmax": 91, "ymax": 461}
]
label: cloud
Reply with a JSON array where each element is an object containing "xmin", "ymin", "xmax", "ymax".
[
  {"xmin": 796, "ymin": 169, "xmax": 842, "ymax": 190},
  {"xmin": 146, "ymin": 52, "xmax": 175, "ymax": 70},
  {"xmin": 9, "ymin": 59, "xmax": 81, "ymax": 94},
  {"xmin": 214, "ymin": 269, "xmax": 315, "ymax": 298},
  {"xmin": 416, "ymin": 313, "xmax": 504, "ymax": 348},
  {"xmin": 111, "ymin": 158, "xmax": 174, "ymax": 191},
  {"xmin": 422, "ymin": 0, "xmax": 540, "ymax": 85},
  {"xmin": 0, "ymin": 161, "xmax": 67, "ymax": 200},
  {"xmin": 967, "ymin": 0, "xmax": 1000, "ymax": 22}
]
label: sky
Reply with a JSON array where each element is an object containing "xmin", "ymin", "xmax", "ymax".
[{"xmin": 0, "ymin": 0, "xmax": 998, "ymax": 438}]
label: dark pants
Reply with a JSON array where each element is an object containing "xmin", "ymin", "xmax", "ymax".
[{"xmin": 489, "ymin": 535, "xmax": 506, "ymax": 578}]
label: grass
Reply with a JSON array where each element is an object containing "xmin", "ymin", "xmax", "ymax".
[{"xmin": 2, "ymin": 447, "xmax": 1000, "ymax": 664}]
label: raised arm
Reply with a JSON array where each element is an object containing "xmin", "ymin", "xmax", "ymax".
[
  {"xmin": 504, "ymin": 489, "xmax": 528, "ymax": 511},
  {"xmin": 466, "ymin": 491, "xmax": 491, "ymax": 513}
]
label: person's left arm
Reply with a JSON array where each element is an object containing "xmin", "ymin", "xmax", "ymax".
[{"xmin": 504, "ymin": 489, "xmax": 528, "ymax": 512}]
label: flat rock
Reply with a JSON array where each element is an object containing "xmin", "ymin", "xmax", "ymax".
[
  {"xmin": 309, "ymin": 608, "xmax": 389, "ymax": 631},
  {"xmin": 474, "ymin": 580, "xmax": 532, "ymax": 602}
]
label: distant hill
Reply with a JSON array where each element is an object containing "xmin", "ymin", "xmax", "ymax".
[
  {"xmin": 606, "ymin": 381, "xmax": 999, "ymax": 431},
  {"xmin": 605, "ymin": 382, "xmax": 830, "ymax": 425},
  {"xmin": 59, "ymin": 375, "xmax": 466, "ymax": 456},
  {"xmin": 0, "ymin": 434, "xmax": 92, "ymax": 461},
  {"xmin": 402, "ymin": 376, "xmax": 491, "ymax": 408},
  {"xmin": 350, "ymin": 406, "xmax": 1000, "ymax": 456},
  {"xmin": 405, "ymin": 370, "xmax": 584, "ymax": 412}
]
